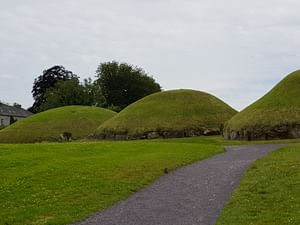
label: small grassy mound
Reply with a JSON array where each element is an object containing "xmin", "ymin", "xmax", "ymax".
[
  {"xmin": 216, "ymin": 145, "xmax": 300, "ymax": 225},
  {"xmin": 95, "ymin": 89, "xmax": 237, "ymax": 139},
  {"xmin": 224, "ymin": 70, "xmax": 300, "ymax": 140},
  {"xmin": 0, "ymin": 106, "xmax": 116, "ymax": 143}
]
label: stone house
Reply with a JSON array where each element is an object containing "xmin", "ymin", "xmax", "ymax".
[{"xmin": 0, "ymin": 103, "xmax": 32, "ymax": 127}]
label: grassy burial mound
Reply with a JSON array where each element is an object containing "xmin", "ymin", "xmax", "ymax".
[
  {"xmin": 224, "ymin": 70, "xmax": 300, "ymax": 140},
  {"xmin": 94, "ymin": 89, "xmax": 237, "ymax": 140},
  {"xmin": 0, "ymin": 106, "xmax": 116, "ymax": 143}
]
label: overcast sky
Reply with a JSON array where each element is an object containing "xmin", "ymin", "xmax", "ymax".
[{"xmin": 0, "ymin": 0, "xmax": 299, "ymax": 110}]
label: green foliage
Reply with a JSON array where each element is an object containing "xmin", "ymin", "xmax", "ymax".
[
  {"xmin": 95, "ymin": 61, "xmax": 161, "ymax": 110},
  {"xmin": 0, "ymin": 106, "xmax": 116, "ymax": 143},
  {"xmin": 96, "ymin": 89, "xmax": 237, "ymax": 137},
  {"xmin": 224, "ymin": 70, "xmax": 300, "ymax": 135},
  {"xmin": 0, "ymin": 139, "xmax": 223, "ymax": 225},
  {"xmin": 39, "ymin": 80, "xmax": 99, "ymax": 111},
  {"xmin": 82, "ymin": 77, "xmax": 106, "ymax": 107},
  {"xmin": 216, "ymin": 145, "xmax": 300, "ymax": 225},
  {"xmin": 30, "ymin": 65, "xmax": 79, "ymax": 113},
  {"xmin": 40, "ymin": 78, "xmax": 107, "ymax": 111}
]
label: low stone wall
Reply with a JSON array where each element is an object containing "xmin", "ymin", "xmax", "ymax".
[
  {"xmin": 92, "ymin": 128, "xmax": 221, "ymax": 141},
  {"xmin": 223, "ymin": 123, "xmax": 300, "ymax": 140}
]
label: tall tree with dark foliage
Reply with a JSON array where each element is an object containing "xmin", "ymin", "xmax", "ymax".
[{"xmin": 29, "ymin": 65, "xmax": 79, "ymax": 113}]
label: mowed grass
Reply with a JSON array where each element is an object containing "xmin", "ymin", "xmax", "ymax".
[
  {"xmin": 0, "ymin": 106, "xmax": 116, "ymax": 143},
  {"xmin": 216, "ymin": 145, "xmax": 300, "ymax": 225},
  {"xmin": 96, "ymin": 89, "xmax": 237, "ymax": 136},
  {"xmin": 0, "ymin": 139, "xmax": 223, "ymax": 225}
]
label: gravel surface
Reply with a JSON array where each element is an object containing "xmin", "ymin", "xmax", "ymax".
[{"xmin": 73, "ymin": 144, "xmax": 282, "ymax": 225}]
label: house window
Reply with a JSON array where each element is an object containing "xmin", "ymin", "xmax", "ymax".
[{"xmin": 0, "ymin": 119, "xmax": 3, "ymax": 126}]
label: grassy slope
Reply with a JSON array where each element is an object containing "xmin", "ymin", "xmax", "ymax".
[
  {"xmin": 0, "ymin": 138, "xmax": 223, "ymax": 225},
  {"xmin": 0, "ymin": 106, "xmax": 116, "ymax": 143},
  {"xmin": 225, "ymin": 70, "xmax": 300, "ymax": 131},
  {"xmin": 216, "ymin": 145, "xmax": 300, "ymax": 225},
  {"xmin": 97, "ymin": 89, "xmax": 237, "ymax": 135}
]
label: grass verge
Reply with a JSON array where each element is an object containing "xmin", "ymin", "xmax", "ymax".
[
  {"xmin": 216, "ymin": 144, "xmax": 300, "ymax": 225},
  {"xmin": 0, "ymin": 139, "xmax": 223, "ymax": 225}
]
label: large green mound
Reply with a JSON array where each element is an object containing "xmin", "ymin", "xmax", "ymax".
[
  {"xmin": 0, "ymin": 106, "xmax": 116, "ymax": 143},
  {"xmin": 94, "ymin": 89, "xmax": 237, "ymax": 140},
  {"xmin": 224, "ymin": 70, "xmax": 300, "ymax": 140}
]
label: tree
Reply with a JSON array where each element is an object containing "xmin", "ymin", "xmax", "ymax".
[
  {"xmin": 82, "ymin": 78, "xmax": 106, "ymax": 107},
  {"xmin": 39, "ymin": 80, "xmax": 90, "ymax": 111},
  {"xmin": 29, "ymin": 65, "xmax": 79, "ymax": 113},
  {"xmin": 95, "ymin": 61, "xmax": 161, "ymax": 111}
]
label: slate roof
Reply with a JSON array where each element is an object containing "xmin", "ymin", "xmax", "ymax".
[{"xmin": 0, "ymin": 103, "xmax": 32, "ymax": 117}]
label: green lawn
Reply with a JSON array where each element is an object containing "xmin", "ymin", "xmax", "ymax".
[
  {"xmin": 216, "ymin": 144, "xmax": 300, "ymax": 225},
  {"xmin": 0, "ymin": 138, "xmax": 223, "ymax": 225},
  {"xmin": 2, "ymin": 136, "xmax": 300, "ymax": 225}
]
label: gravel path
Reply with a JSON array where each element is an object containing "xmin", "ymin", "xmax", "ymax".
[{"xmin": 73, "ymin": 144, "xmax": 282, "ymax": 225}]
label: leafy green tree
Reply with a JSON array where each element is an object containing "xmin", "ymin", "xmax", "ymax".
[
  {"xmin": 39, "ymin": 80, "xmax": 89, "ymax": 111},
  {"xmin": 95, "ymin": 61, "xmax": 161, "ymax": 111},
  {"xmin": 82, "ymin": 78, "xmax": 106, "ymax": 107},
  {"xmin": 29, "ymin": 65, "xmax": 79, "ymax": 113}
]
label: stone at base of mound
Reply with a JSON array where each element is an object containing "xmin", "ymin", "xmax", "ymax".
[
  {"xmin": 223, "ymin": 123, "xmax": 300, "ymax": 140},
  {"xmin": 92, "ymin": 129, "xmax": 221, "ymax": 141}
]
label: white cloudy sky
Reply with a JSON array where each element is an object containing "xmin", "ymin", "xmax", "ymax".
[{"xmin": 0, "ymin": 0, "xmax": 299, "ymax": 110}]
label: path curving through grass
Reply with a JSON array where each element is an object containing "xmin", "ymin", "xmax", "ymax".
[{"xmin": 73, "ymin": 144, "xmax": 282, "ymax": 225}]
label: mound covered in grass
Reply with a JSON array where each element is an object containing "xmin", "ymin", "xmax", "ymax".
[
  {"xmin": 0, "ymin": 106, "xmax": 116, "ymax": 143},
  {"xmin": 94, "ymin": 89, "xmax": 237, "ymax": 140},
  {"xmin": 224, "ymin": 70, "xmax": 300, "ymax": 140}
]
